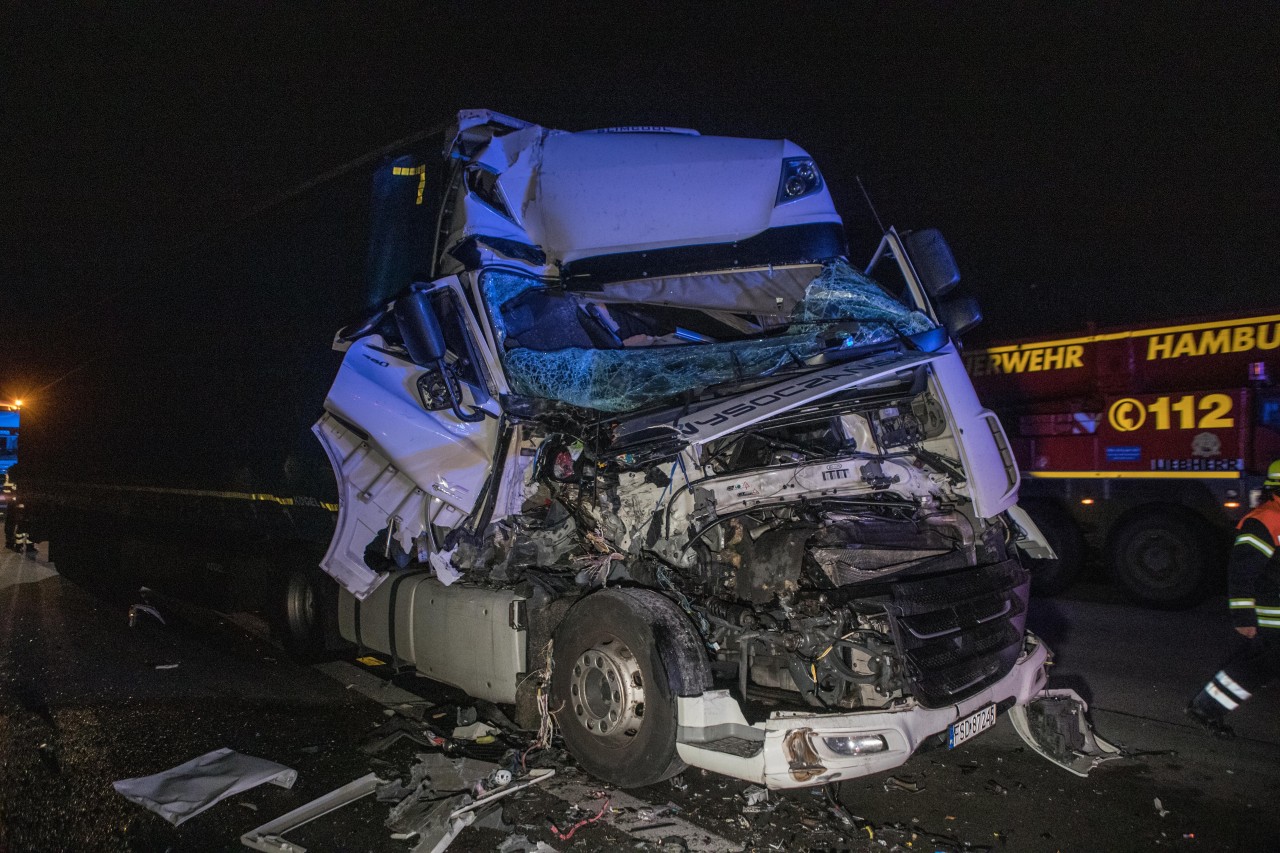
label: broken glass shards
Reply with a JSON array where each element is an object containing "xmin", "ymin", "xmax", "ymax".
[
  {"xmin": 482, "ymin": 261, "xmax": 936, "ymax": 413},
  {"xmin": 502, "ymin": 333, "xmax": 818, "ymax": 412},
  {"xmin": 793, "ymin": 259, "xmax": 934, "ymax": 332}
]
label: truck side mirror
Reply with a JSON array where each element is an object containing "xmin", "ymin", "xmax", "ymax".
[
  {"xmin": 939, "ymin": 296, "xmax": 982, "ymax": 339},
  {"xmin": 903, "ymin": 229, "xmax": 961, "ymax": 298},
  {"xmin": 394, "ymin": 290, "xmax": 448, "ymax": 366}
]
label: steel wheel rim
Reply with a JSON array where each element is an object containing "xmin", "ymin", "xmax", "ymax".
[
  {"xmin": 1128, "ymin": 531, "xmax": 1189, "ymax": 591},
  {"xmin": 570, "ymin": 638, "xmax": 645, "ymax": 739}
]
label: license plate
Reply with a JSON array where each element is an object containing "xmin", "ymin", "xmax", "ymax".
[{"xmin": 948, "ymin": 704, "xmax": 996, "ymax": 748}]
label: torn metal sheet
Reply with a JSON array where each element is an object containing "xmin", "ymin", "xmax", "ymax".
[
  {"xmin": 241, "ymin": 773, "xmax": 381, "ymax": 853},
  {"xmin": 113, "ymin": 747, "xmax": 296, "ymax": 827},
  {"xmin": 1008, "ymin": 688, "xmax": 1122, "ymax": 776},
  {"xmin": 386, "ymin": 753, "xmax": 501, "ymax": 832}
]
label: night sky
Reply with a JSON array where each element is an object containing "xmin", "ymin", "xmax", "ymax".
[{"xmin": 3, "ymin": 2, "xmax": 1278, "ymax": 408}]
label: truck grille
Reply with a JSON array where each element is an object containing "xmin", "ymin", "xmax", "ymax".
[{"xmin": 885, "ymin": 559, "xmax": 1029, "ymax": 708}]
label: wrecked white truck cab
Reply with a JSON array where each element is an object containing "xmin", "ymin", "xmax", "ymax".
[{"xmin": 312, "ymin": 110, "xmax": 1077, "ymax": 789}]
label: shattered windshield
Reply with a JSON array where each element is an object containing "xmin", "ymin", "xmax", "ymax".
[{"xmin": 482, "ymin": 260, "xmax": 935, "ymax": 413}]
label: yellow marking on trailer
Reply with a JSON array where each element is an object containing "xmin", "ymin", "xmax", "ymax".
[
  {"xmin": 1025, "ymin": 470, "xmax": 1240, "ymax": 480},
  {"xmin": 392, "ymin": 163, "xmax": 428, "ymax": 204}
]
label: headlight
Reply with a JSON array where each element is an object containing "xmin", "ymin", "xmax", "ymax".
[
  {"xmin": 822, "ymin": 734, "xmax": 888, "ymax": 756},
  {"xmin": 776, "ymin": 157, "xmax": 823, "ymax": 205}
]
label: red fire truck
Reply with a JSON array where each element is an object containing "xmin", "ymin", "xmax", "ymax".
[{"xmin": 966, "ymin": 310, "xmax": 1280, "ymax": 606}]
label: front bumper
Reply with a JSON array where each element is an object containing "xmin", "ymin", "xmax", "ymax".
[{"xmin": 676, "ymin": 631, "xmax": 1050, "ymax": 789}]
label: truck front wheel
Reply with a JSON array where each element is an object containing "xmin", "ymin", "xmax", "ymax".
[
  {"xmin": 1108, "ymin": 512, "xmax": 1212, "ymax": 608},
  {"xmin": 551, "ymin": 588, "xmax": 695, "ymax": 788}
]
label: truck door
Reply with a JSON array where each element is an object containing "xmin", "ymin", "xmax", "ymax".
[{"xmin": 314, "ymin": 276, "xmax": 502, "ymax": 598}]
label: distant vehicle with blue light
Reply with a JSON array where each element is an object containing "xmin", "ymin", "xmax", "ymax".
[{"xmin": 0, "ymin": 405, "xmax": 18, "ymax": 478}]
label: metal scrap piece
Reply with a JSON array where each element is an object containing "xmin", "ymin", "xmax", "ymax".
[{"xmin": 241, "ymin": 773, "xmax": 382, "ymax": 853}]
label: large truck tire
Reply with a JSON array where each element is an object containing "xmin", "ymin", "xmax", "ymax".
[
  {"xmin": 274, "ymin": 564, "xmax": 336, "ymax": 662},
  {"xmin": 1108, "ymin": 510, "xmax": 1213, "ymax": 609},
  {"xmin": 551, "ymin": 588, "xmax": 704, "ymax": 788},
  {"xmin": 1021, "ymin": 500, "xmax": 1086, "ymax": 597}
]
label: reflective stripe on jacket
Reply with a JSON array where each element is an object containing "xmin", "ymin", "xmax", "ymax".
[{"xmin": 1231, "ymin": 499, "xmax": 1280, "ymax": 629}]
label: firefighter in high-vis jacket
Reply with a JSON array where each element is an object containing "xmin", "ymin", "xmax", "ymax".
[{"xmin": 1186, "ymin": 459, "xmax": 1280, "ymax": 736}]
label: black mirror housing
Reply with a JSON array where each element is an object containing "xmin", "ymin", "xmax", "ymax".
[
  {"xmin": 940, "ymin": 296, "xmax": 983, "ymax": 339},
  {"xmin": 394, "ymin": 290, "xmax": 448, "ymax": 366},
  {"xmin": 903, "ymin": 229, "xmax": 961, "ymax": 298}
]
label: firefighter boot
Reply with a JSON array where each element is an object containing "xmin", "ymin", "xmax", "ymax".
[{"xmin": 1186, "ymin": 672, "xmax": 1246, "ymax": 739}]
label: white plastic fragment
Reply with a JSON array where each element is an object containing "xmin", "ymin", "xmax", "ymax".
[
  {"xmin": 113, "ymin": 747, "xmax": 296, "ymax": 826},
  {"xmin": 429, "ymin": 548, "xmax": 461, "ymax": 586},
  {"xmin": 452, "ymin": 721, "xmax": 501, "ymax": 740}
]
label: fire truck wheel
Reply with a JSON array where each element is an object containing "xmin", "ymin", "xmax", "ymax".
[
  {"xmin": 1109, "ymin": 512, "xmax": 1212, "ymax": 608},
  {"xmin": 551, "ymin": 588, "xmax": 699, "ymax": 788},
  {"xmin": 1021, "ymin": 500, "xmax": 1085, "ymax": 597}
]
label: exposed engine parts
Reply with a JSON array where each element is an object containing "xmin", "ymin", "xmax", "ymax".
[{"xmin": 375, "ymin": 379, "xmax": 1027, "ymax": 715}]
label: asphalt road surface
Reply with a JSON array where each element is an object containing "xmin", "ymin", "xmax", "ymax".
[{"xmin": 1, "ymin": 545, "xmax": 1278, "ymax": 852}]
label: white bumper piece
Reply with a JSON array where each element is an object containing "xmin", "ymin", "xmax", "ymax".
[{"xmin": 676, "ymin": 633, "xmax": 1050, "ymax": 790}]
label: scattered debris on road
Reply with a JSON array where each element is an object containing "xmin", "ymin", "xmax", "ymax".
[
  {"xmin": 241, "ymin": 772, "xmax": 381, "ymax": 852},
  {"xmin": 883, "ymin": 775, "xmax": 924, "ymax": 794},
  {"xmin": 1008, "ymin": 688, "xmax": 1123, "ymax": 776},
  {"xmin": 128, "ymin": 602, "xmax": 165, "ymax": 628},
  {"xmin": 114, "ymin": 748, "xmax": 296, "ymax": 826}
]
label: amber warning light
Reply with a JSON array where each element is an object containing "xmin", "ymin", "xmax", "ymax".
[{"xmin": 1250, "ymin": 361, "xmax": 1270, "ymax": 383}]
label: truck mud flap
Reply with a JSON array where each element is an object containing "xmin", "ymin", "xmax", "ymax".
[{"xmin": 1008, "ymin": 688, "xmax": 1121, "ymax": 777}]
